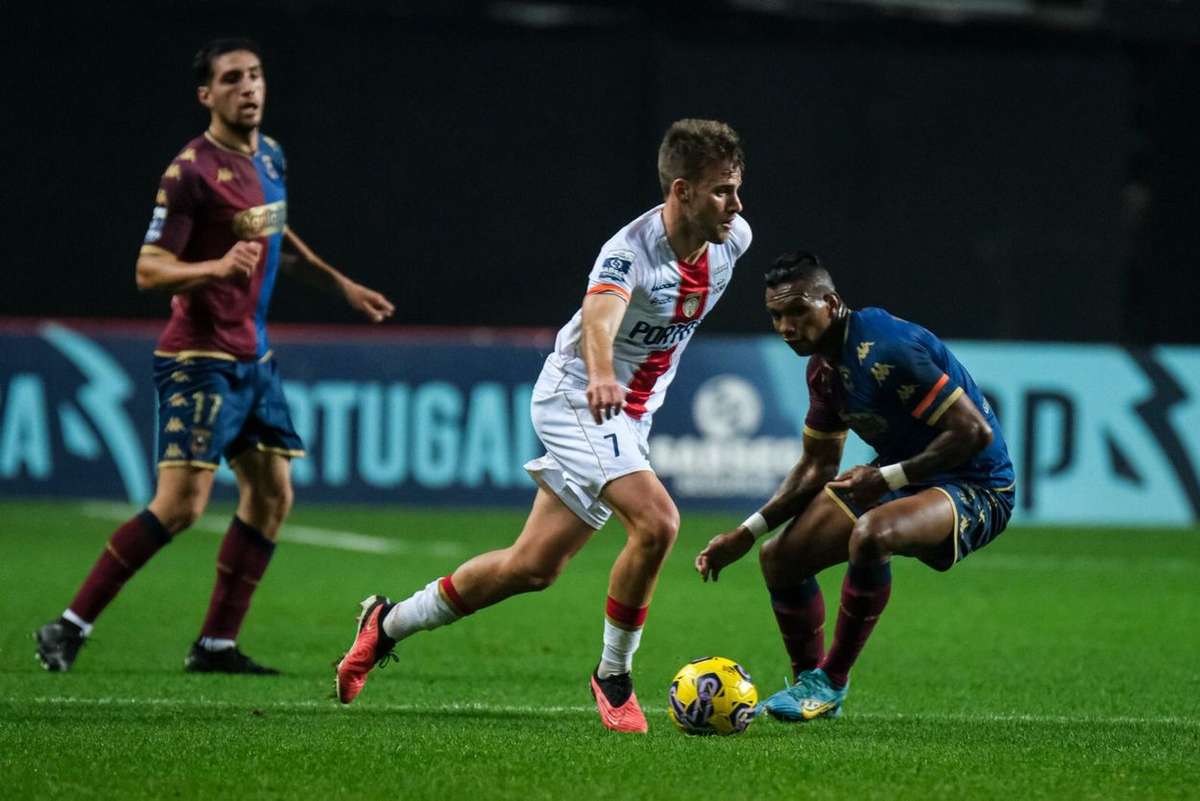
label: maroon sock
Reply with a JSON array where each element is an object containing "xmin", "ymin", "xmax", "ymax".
[
  {"xmin": 768, "ymin": 577, "xmax": 826, "ymax": 679},
  {"xmin": 199, "ymin": 518, "xmax": 276, "ymax": 641},
  {"xmin": 67, "ymin": 511, "xmax": 172, "ymax": 624},
  {"xmin": 821, "ymin": 560, "xmax": 892, "ymax": 688}
]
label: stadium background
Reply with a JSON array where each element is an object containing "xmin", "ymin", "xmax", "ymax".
[{"xmin": 2, "ymin": 0, "xmax": 1198, "ymax": 523}]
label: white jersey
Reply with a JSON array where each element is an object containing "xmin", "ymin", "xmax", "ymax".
[{"xmin": 542, "ymin": 205, "xmax": 752, "ymax": 420}]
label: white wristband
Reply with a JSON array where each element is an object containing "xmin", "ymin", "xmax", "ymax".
[
  {"xmin": 880, "ymin": 463, "xmax": 909, "ymax": 491},
  {"xmin": 740, "ymin": 512, "xmax": 769, "ymax": 539}
]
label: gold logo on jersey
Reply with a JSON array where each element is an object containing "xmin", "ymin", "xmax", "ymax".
[
  {"xmin": 164, "ymin": 417, "xmax": 185, "ymax": 433},
  {"xmin": 156, "ymin": 189, "xmax": 167, "ymax": 205},
  {"xmin": 168, "ymin": 393, "xmax": 188, "ymax": 407},
  {"xmin": 898, "ymin": 384, "xmax": 917, "ymax": 403},
  {"xmin": 838, "ymin": 366, "xmax": 853, "ymax": 391},
  {"xmin": 178, "ymin": 148, "xmax": 196, "ymax": 162},
  {"xmin": 216, "ymin": 168, "xmax": 234, "ymax": 182},
  {"xmin": 232, "ymin": 200, "xmax": 287, "ymax": 240},
  {"xmin": 163, "ymin": 164, "xmax": 182, "ymax": 180},
  {"xmin": 164, "ymin": 443, "xmax": 185, "ymax": 459},
  {"xmin": 170, "ymin": 370, "xmax": 189, "ymax": 383},
  {"xmin": 856, "ymin": 341, "xmax": 874, "ymax": 364},
  {"xmin": 870, "ymin": 362, "xmax": 894, "ymax": 385},
  {"xmin": 959, "ymin": 515, "xmax": 970, "ymax": 534},
  {"xmin": 681, "ymin": 292, "xmax": 702, "ymax": 319}
]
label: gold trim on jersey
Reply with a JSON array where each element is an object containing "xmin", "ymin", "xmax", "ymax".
[
  {"xmin": 254, "ymin": 443, "xmax": 306, "ymax": 458},
  {"xmin": 927, "ymin": 387, "xmax": 965, "ymax": 426},
  {"xmin": 158, "ymin": 459, "xmax": 220, "ymax": 471},
  {"xmin": 139, "ymin": 244, "xmax": 176, "ymax": 258},
  {"xmin": 803, "ymin": 426, "xmax": 848, "ymax": 441},
  {"xmin": 259, "ymin": 349, "xmax": 274, "ymax": 363},
  {"xmin": 204, "ymin": 130, "xmax": 255, "ymax": 158},
  {"xmin": 993, "ymin": 481, "xmax": 1016, "ymax": 493},
  {"xmin": 232, "ymin": 199, "xmax": 287, "ymax": 240},
  {"xmin": 154, "ymin": 349, "xmax": 239, "ymax": 362}
]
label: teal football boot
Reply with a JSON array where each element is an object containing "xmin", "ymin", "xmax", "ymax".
[{"xmin": 761, "ymin": 668, "xmax": 848, "ymax": 722}]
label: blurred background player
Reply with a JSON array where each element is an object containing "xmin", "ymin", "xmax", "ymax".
[
  {"xmin": 694, "ymin": 251, "xmax": 1014, "ymax": 720},
  {"xmin": 336, "ymin": 119, "xmax": 751, "ymax": 732},
  {"xmin": 34, "ymin": 38, "xmax": 394, "ymax": 674}
]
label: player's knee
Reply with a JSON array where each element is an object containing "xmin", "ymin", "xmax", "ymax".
[
  {"xmin": 504, "ymin": 555, "xmax": 562, "ymax": 593},
  {"xmin": 850, "ymin": 513, "xmax": 897, "ymax": 561},
  {"xmin": 631, "ymin": 506, "xmax": 679, "ymax": 555},
  {"xmin": 155, "ymin": 496, "xmax": 206, "ymax": 534}
]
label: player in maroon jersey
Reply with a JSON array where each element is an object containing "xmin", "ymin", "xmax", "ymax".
[{"xmin": 34, "ymin": 38, "xmax": 394, "ymax": 674}]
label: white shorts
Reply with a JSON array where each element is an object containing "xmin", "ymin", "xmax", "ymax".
[{"xmin": 524, "ymin": 371, "xmax": 654, "ymax": 530}]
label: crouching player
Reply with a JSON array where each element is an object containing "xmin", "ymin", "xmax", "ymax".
[{"xmin": 694, "ymin": 251, "xmax": 1014, "ymax": 721}]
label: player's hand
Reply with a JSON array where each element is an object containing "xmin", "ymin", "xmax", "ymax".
[
  {"xmin": 586, "ymin": 378, "xmax": 625, "ymax": 425},
  {"xmin": 344, "ymin": 281, "xmax": 395, "ymax": 323},
  {"xmin": 826, "ymin": 465, "xmax": 888, "ymax": 508},
  {"xmin": 213, "ymin": 241, "xmax": 262, "ymax": 282},
  {"xmin": 695, "ymin": 527, "xmax": 755, "ymax": 583}
]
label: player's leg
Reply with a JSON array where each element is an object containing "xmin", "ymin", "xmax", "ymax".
[
  {"xmin": 818, "ymin": 488, "xmax": 956, "ymax": 693},
  {"xmin": 34, "ymin": 463, "xmax": 215, "ymax": 672},
  {"xmin": 185, "ymin": 449, "xmax": 293, "ymax": 675},
  {"xmin": 758, "ymin": 489, "xmax": 855, "ymax": 680},
  {"xmin": 336, "ymin": 485, "xmax": 595, "ymax": 703}
]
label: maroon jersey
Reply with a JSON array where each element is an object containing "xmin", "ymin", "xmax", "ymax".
[
  {"xmin": 141, "ymin": 131, "xmax": 288, "ymax": 360},
  {"xmin": 803, "ymin": 355, "xmax": 850, "ymax": 438}
]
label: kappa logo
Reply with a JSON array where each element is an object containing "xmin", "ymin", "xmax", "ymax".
[
  {"xmin": 857, "ymin": 341, "xmax": 875, "ymax": 364},
  {"xmin": 898, "ymin": 384, "xmax": 917, "ymax": 403},
  {"xmin": 870, "ymin": 362, "xmax": 894, "ymax": 385}
]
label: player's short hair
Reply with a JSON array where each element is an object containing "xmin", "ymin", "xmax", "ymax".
[
  {"xmin": 193, "ymin": 38, "xmax": 263, "ymax": 86},
  {"xmin": 657, "ymin": 119, "xmax": 745, "ymax": 196},
  {"xmin": 764, "ymin": 251, "xmax": 836, "ymax": 296}
]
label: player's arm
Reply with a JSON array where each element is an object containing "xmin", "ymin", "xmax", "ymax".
[
  {"xmin": 281, "ymin": 227, "xmax": 395, "ymax": 323},
  {"xmin": 135, "ymin": 242, "xmax": 261, "ymax": 294},
  {"xmin": 695, "ymin": 431, "xmax": 845, "ymax": 582},
  {"xmin": 580, "ymin": 291, "xmax": 629, "ymax": 425},
  {"xmin": 828, "ymin": 393, "xmax": 992, "ymax": 508}
]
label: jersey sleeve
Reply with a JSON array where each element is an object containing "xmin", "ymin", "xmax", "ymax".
[
  {"xmin": 803, "ymin": 356, "xmax": 849, "ymax": 439},
  {"xmin": 141, "ymin": 153, "xmax": 203, "ymax": 257},
  {"xmin": 584, "ymin": 242, "xmax": 640, "ymax": 303},
  {"xmin": 727, "ymin": 214, "xmax": 752, "ymax": 260},
  {"xmin": 884, "ymin": 329, "xmax": 964, "ymax": 427}
]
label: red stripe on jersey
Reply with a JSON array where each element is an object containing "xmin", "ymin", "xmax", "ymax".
[{"xmin": 622, "ymin": 249, "xmax": 712, "ymax": 419}]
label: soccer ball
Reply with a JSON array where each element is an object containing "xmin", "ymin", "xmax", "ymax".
[{"xmin": 667, "ymin": 656, "xmax": 758, "ymax": 736}]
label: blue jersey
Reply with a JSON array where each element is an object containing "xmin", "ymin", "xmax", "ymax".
[{"xmin": 805, "ymin": 307, "xmax": 1014, "ymax": 489}]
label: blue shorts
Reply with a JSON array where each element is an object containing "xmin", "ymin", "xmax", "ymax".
[
  {"xmin": 825, "ymin": 479, "xmax": 1014, "ymax": 571},
  {"xmin": 153, "ymin": 353, "xmax": 305, "ymax": 470}
]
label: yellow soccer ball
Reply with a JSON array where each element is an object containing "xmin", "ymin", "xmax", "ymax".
[{"xmin": 667, "ymin": 656, "xmax": 758, "ymax": 736}]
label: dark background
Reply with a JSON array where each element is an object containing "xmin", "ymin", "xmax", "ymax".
[{"xmin": 4, "ymin": 0, "xmax": 1198, "ymax": 343}]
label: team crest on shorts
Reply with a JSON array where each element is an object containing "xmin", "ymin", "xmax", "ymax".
[
  {"xmin": 682, "ymin": 292, "xmax": 702, "ymax": 319},
  {"xmin": 190, "ymin": 428, "xmax": 213, "ymax": 456}
]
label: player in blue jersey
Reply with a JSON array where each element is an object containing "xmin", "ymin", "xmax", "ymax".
[
  {"xmin": 34, "ymin": 38, "xmax": 393, "ymax": 675},
  {"xmin": 694, "ymin": 251, "xmax": 1014, "ymax": 721}
]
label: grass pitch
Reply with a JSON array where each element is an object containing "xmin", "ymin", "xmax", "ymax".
[{"xmin": 2, "ymin": 500, "xmax": 1198, "ymax": 800}]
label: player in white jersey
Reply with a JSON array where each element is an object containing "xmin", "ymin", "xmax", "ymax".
[{"xmin": 336, "ymin": 119, "xmax": 751, "ymax": 733}]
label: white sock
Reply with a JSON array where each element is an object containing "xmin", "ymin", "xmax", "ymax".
[
  {"xmin": 598, "ymin": 619, "xmax": 643, "ymax": 678},
  {"xmin": 198, "ymin": 637, "xmax": 236, "ymax": 652},
  {"xmin": 62, "ymin": 609, "xmax": 93, "ymax": 638},
  {"xmin": 382, "ymin": 579, "xmax": 462, "ymax": 641}
]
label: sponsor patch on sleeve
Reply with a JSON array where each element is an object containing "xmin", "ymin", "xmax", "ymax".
[
  {"xmin": 143, "ymin": 205, "xmax": 167, "ymax": 244},
  {"xmin": 597, "ymin": 249, "xmax": 635, "ymax": 284}
]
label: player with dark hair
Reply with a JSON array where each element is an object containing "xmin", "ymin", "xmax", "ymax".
[
  {"xmin": 34, "ymin": 38, "xmax": 394, "ymax": 674},
  {"xmin": 336, "ymin": 119, "xmax": 750, "ymax": 733},
  {"xmin": 695, "ymin": 251, "xmax": 1014, "ymax": 720}
]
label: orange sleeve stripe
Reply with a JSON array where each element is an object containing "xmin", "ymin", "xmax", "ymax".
[
  {"xmin": 586, "ymin": 283, "xmax": 631, "ymax": 301},
  {"xmin": 911, "ymin": 373, "xmax": 950, "ymax": 418}
]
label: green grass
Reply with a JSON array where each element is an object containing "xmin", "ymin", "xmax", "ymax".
[{"xmin": 2, "ymin": 499, "xmax": 1198, "ymax": 800}]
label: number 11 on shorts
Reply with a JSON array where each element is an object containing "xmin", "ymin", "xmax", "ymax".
[{"xmin": 604, "ymin": 433, "xmax": 619, "ymax": 457}]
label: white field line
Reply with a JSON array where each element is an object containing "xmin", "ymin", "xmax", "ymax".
[
  {"xmin": 78, "ymin": 502, "xmax": 465, "ymax": 557},
  {"xmin": 18, "ymin": 696, "xmax": 1200, "ymax": 729}
]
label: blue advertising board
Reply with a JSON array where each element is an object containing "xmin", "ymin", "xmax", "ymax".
[{"xmin": 1, "ymin": 320, "xmax": 1198, "ymax": 525}]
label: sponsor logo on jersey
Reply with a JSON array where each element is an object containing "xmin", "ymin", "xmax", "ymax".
[
  {"xmin": 649, "ymin": 294, "xmax": 673, "ymax": 306},
  {"xmin": 650, "ymin": 280, "xmax": 678, "ymax": 292},
  {"xmin": 628, "ymin": 318, "xmax": 700, "ymax": 347},
  {"xmin": 143, "ymin": 206, "xmax": 167, "ymax": 244},
  {"xmin": 712, "ymin": 278, "xmax": 729, "ymax": 293},
  {"xmin": 598, "ymin": 250, "xmax": 635, "ymax": 283},
  {"xmin": 232, "ymin": 199, "xmax": 287, "ymax": 240},
  {"xmin": 682, "ymin": 293, "xmax": 703, "ymax": 319}
]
